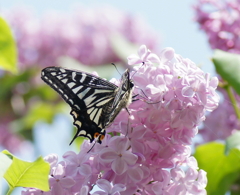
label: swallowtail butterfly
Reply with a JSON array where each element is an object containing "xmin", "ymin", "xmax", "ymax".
[{"xmin": 41, "ymin": 67, "xmax": 134, "ymax": 144}]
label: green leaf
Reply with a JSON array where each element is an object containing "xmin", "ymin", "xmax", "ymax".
[
  {"xmin": 212, "ymin": 50, "xmax": 240, "ymax": 95},
  {"xmin": 225, "ymin": 130, "xmax": 240, "ymax": 155},
  {"xmin": 194, "ymin": 142, "xmax": 240, "ymax": 195},
  {"xmin": 3, "ymin": 150, "xmax": 50, "ymax": 192},
  {"xmin": 0, "ymin": 17, "xmax": 18, "ymax": 74}
]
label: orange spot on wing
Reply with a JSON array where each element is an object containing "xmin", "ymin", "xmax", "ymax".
[{"xmin": 94, "ymin": 132, "xmax": 100, "ymax": 138}]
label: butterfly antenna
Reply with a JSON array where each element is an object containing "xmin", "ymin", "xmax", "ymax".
[
  {"xmin": 131, "ymin": 62, "xmax": 145, "ymax": 79},
  {"xmin": 111, "ymin": 63, "xmax": 121, "ymax": 76}
]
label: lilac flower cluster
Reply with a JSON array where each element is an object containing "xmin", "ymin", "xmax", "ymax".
[
  {"xmin": 22, "ymin": 45, "xmax": 219, "ymax": 194},
  {"xmin": 194, "ymin": 0, "xmax": 240, "ymax": 53},
  {"xmin": 4, "ymin": 7, "xmax": 159, "ymax": 69}
]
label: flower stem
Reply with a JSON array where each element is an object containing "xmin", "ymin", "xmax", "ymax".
[
  {"xmin": 225, "ymin": 84, "xmax": 240, "ymax": 119},
  {"xmin": 6, "ymin": 188, "xmax": 13, "ymax": 195}
]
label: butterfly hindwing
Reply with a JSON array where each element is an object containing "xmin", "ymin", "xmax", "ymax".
[
  {"xmin": 41, "ymin": 66, "xmax": 134, "ymax": 144},
  {"xmin": 69, "ymin": 109, "xmax": 104, "ymax": 144}
]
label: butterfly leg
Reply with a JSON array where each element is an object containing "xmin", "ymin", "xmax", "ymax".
[
  {"xmin": 125, "ymin": 107, "xmax": 131, "ymax": 115},
  {"xmin": 134, "ymin": 87, "xmax": 162, "ymax": 104},
  {"xmin": 125, "ymin": 115, "xmax": 131, "ymax": 138},
  {"xmin": 132, "ymin": 94, "xmax": 139, "ymax": 102}
]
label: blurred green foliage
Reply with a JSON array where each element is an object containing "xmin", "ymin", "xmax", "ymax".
[
  {"xmin": 212, "ymin": 50, "xmax": 240, "ymax": 95},
  {"xmin": 0, "ymin": 17, "xmax": 17, "ymax": 74},
  {"xmin": 194, "ymin": 142, "xmax": 240, "ymax": 195},
  {"xmin": 0, "ymin": 67, "xmax": 66, "ymax": 141},
  {"xmin": 225, "ymin": 131, "xmax": 240, "ymax": 155}
]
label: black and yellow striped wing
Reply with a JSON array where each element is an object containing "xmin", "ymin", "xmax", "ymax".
[{"xmin": 41, "ymin": 67, "xmax": 133, "ymax": 144}]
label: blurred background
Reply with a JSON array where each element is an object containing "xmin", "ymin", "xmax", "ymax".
[{"xmin": 0, "ymin": 0, "xmax": 228, "ymax": 194}]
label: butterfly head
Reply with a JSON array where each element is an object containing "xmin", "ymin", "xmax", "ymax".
[{"xmin": 121, "ymin": 69, "xmax": 134, "ymax": 89}]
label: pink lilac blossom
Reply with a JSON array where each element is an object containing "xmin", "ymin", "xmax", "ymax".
[
  {"xmin": 22, "ymin": 45, "xmax": 218, "ymax": 194},
  {"xmin": 3, "ymin": 6, "xmax": 159, "ymax": 69},
  {"xmin": 194, "ymin": 0, "xmax": 240, "ymax": 53}
]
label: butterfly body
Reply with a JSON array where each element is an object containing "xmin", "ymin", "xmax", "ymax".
[
  {"xmin": 103, "ymin": 70, "xmax": 134, "ymax": 126},
  {"xmin": 41, "ymin": 67, "xmax": 133, "ymax": 144}
]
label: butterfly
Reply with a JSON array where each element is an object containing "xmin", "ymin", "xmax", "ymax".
[{"xmin": 41, "ymin": 67, "xmax": 134, "ymax": 144}]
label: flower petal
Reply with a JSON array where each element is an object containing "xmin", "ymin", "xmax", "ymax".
[
  {"xmin": 182, "ymin": 86, "xmax": 194, "ymax": 97},
  {"xmin": 112, "ymin": 183, "xmax": 126, "ymax": 193},
  {"xmin": 147, "ymin": 53, "xmax": 160, "ymax": 64},
  {"xmin": 112, "ymin": 157, "xmax": 128, "ymax": 175},
  {"xmin": 51, "ymin": 183, "xmax": 64, "ymax": 195},
  {"xmin": 138, "ymin": 45, "xmax": 147, "ymax": 57},
  {"xmin": 96, "ymin": 179, "xmax": 112, "ymax": 192},
  {"xmin": 53, "ymin": 164, "xmax": 65, "ymax": 179},
  {"xmin": 122, "ymin": 152, "xmax": 138, "ymax": 165},
  {"xmin": 127, "ymin": 166, "xmax": 143, "ymax": 182},
  {"xmin": 100, "ymin": 148, "xmax": 117, "ymax": 163},
  {"xmin": 79, "ymin": 163, "xmax": 92, "ymax": 176},
  {"xmin": 79, "ymin": 185, "xmax": 89, "ymax": 195},
  {"xmin": 127, "ymin": 54, "xmax": 142, "ymax": 65},
  {"xmin": 60, "ymin": 176, "xmax": 76, "ymax": 188}
]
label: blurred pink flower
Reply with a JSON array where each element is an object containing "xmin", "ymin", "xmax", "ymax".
[
  {"xmin": 198, "ymin": 88, "xmax": 240, "ymax": 143},
  {"xmin": 0, "ymin": 119, "xmax": 24, "ymax": 153},
  {"xmin": 194, "ymin": 0, "xmax": 240, "ymax": 53},
  {"xmin": 4, "ymin": 6, "xmax": 160, "ymax": 69}
]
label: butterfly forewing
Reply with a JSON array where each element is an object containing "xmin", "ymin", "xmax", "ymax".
[{"xmin": 41, "ymin": 66, "xmax": 134, "ymax": 144}]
